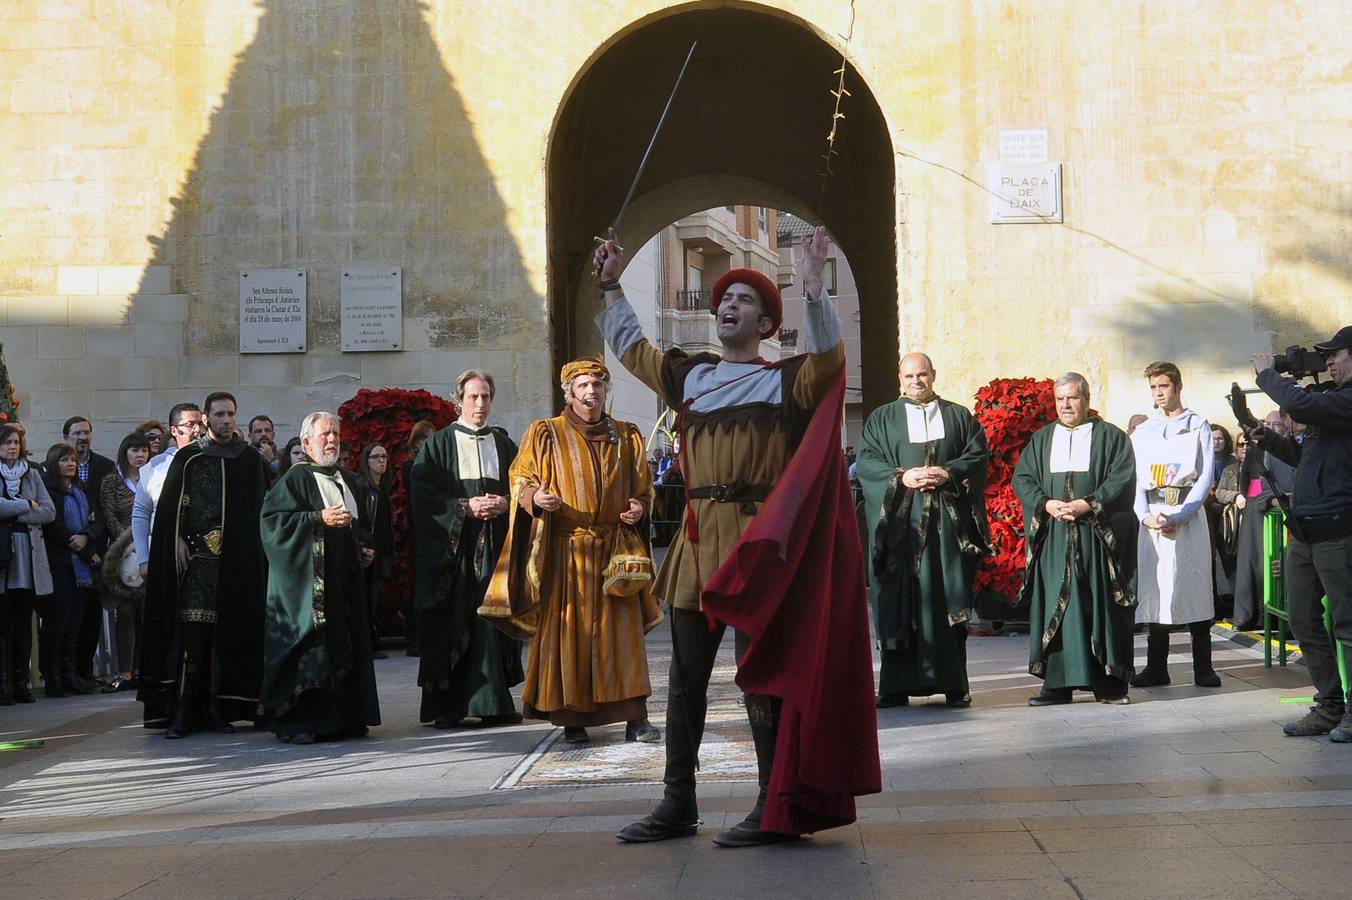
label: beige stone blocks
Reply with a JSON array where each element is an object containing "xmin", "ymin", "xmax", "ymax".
[
  {"xmin": 181, "ymin": 355, "xmax": 240, "ymax": 389},
  {"xmin": 37, "ymin": 325, "xmax": 85, "ymax": 358},
  {"xmin": 7, "ymin": 296, "xmax": 69, "ymax": 325},
  {"xmin": 56, "ymin": 266, "xmax": 98, "ymax": 295},
  {"xmin": 118, "ymin": 357, "xmax": 180, "ymax": 391}
]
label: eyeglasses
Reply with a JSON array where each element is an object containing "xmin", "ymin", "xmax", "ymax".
[{"xmin": 368, "ymin": 453, "xmax": 388, "ymax": 460}]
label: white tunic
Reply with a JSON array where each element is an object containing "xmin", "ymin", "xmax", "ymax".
[{"xmin": 1131, "ymin": 409, "xmax": 1215, "ymax": 625}]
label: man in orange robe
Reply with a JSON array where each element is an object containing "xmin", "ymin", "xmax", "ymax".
[{"xmin": 480, "ymin": 358, "xmax": 661, "ymax": 744}]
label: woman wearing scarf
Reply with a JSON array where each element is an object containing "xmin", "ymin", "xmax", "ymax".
[
  {"xmin": 42, "ymin": 443, "xmax": 104, "ymax": 698},
  {"xmin": 99, "ymin": 432, "xmax": 151, "ymax": 692},
  {"xmin": 0, "ymin": 424, "xmax": 55, "ymax": 705}
]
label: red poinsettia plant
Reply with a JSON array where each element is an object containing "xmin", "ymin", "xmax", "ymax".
[
  {"xmin": 972, "ymin": 377, "xmax": 1057, "ymax": 608},
  {"xmin": 338, "ymin": 387, "xmax": 458, "ymax": 636}
]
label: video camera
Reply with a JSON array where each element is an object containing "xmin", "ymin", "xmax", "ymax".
[
  {"xmin": 1272, "ymin": 344, "xmax": 1328, "ymax": 379},
  {"xmin": 1227, "ymin": 344, "xmax": 1334, "ymax": 430}
]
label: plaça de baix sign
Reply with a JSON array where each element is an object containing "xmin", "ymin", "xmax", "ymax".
[
  {"xmin": 240, "ymin": 268, "xmax": 306, "ymax": 353},
  {"xmin": 987, "ymin": 163, "xmax": 1063, "ymax": 224}
]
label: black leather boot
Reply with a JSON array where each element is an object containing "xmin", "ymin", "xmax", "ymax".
[
  {"xmin": 62, "ymin": 630, "xmax": 93, "ymax": 695},
  {"xmin": 713, "ymin": 694, "xmax": 799, "ymax": 848},
  {"xmin": 11, "ymin": 668, "xmax": 35, "ymax": 703},
  {"xmin": 616, "ymin": 664, "xmax": 705, "ymax": 843},
  {"xmin": 44, "ymin": 629, "xmax": 66, "ymax": 698},
  {"xmin": 1130, "ymin": 625, "xmax": 1172, "ymax": 687},
  {"xmin": 165, "ymin": 654, "xmax": 198, "ymax": 739},
  {"xmin": 0, "ymin": 635, "xmax": 12, "ymax": 706},
  {"xmin": 1191, "ymin": 621, "xmax": 1222, "ymax": 687}
]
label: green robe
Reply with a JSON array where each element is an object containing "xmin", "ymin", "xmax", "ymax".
[
  {"xmin": 258, "ymin": 464, "xmax": 381, "ymax": 738},
  {"xmin": 1012, "ymin": 418, "xmax": 1138, "ymax": 691},
  {"xmin": 412, "ymin": 423, "xmax": 523, "ymax": 723},
  {"xmin": 857, "ymin": 396, "xmax": 990, "ymax": 696}
]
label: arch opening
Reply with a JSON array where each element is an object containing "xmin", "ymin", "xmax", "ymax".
[{"xmin": 547, "ymin": 3, "xmax": 900, "ymax": 418}]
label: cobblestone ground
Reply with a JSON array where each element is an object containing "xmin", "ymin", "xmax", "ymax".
[{"xmin": 3, "ymin": 625, "xmax": 1352, "ymax": 899}]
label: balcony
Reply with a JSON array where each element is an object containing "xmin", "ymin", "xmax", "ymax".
[
  {"xmin": 674, "ymin": 212, "xmax": 741, "ymax": 257},
  {"xmin": 676, "ymin": 289, "xmax": 705, "ymax": 311}
]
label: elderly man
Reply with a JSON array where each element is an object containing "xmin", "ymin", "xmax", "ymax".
[
  {"xmin": 139, "ymin": 392, "xmax": 269, "ymax": 738},
  {"xmin": 597, "ymin": 228, "xmax": 879, "ymax": 848},
  {"xmin": 412, "ymin": 369, "xmax": 523, "ymax": 729},
  {"xmin": 1013, "ymin": 373, "xmax": 1138, "ymax": 705},
  {"xmin": 857, "ymin": 352, "xmax": 990, "ymax": 708},
  {"xmin": 1130, "ymin": 361, "xmax": 1219, "ymax": 689},
  {"xmin": 258, "ymin": 412, "xmax": 380, "ymax": 745},
  {"xmin": 481, "ymin": 358, "xmax": 661, "ymax": 744}
]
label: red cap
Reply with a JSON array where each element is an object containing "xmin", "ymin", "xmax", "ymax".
[{"xmin": 709, "ymin": 268, "xmax": 783, "ymax": 337}]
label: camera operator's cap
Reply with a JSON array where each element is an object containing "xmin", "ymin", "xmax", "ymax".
[{"xmin": 1314, "ymin": 325, "xmax": 1352, "ymax": 354}]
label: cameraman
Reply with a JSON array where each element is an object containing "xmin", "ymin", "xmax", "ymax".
[{"xmin": 1250, "ymin": 325, "xmax": 1352, "ymax": 742}]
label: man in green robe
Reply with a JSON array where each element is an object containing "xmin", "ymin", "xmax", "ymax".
[
  {"xmin": 258, "ymin": 411, "xmax": 381, "ymax": 744},
  {"xmin": 412, "ymin": 370, "xmax": 523, "ymax": 728},
  {"xmin": 1013, "ymin": 372, "xmax": 1138, "ymax": 705},
  {"xmin": 857, "ymin": 352, "xmax": 990, "ymax": 708}
]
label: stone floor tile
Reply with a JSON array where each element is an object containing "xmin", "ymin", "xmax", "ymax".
[{"xmin": 1027, "ymin": 823, "xmax": 1222, "ymax": 852}]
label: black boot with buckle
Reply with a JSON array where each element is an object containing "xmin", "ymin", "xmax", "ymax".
[{"xmin": 713, "ymin": 694, "xmax": 799, "ymax": 848}]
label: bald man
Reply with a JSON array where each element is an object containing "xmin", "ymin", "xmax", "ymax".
[{"xmin": 856, "ymin": 353, "xmax": 991, "ymax": 708}]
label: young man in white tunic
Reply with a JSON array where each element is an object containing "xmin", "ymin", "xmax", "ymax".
[{"xmin": 1129, "ymin": 361, "xmax": 1221, "ymax": 688}]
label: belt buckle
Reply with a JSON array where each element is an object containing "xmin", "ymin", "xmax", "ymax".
[
  {"xmin": 1161, "ymin": 487, "xmax": 1181, "ymax": 506},
  {"xmin": 709, "ymin": 484, "xmax": 730, "ymax": 503},
  {"xmin": 203, "ymin": 529, "xmax": 224, "ymax": 555}
]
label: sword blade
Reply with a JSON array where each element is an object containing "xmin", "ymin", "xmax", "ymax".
[{"xmin": 610, "ymin": 40, "xmax": 698, "ymax": 239}]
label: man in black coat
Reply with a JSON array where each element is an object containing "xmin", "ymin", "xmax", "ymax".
[{"xmin": 63, "ymin": 416, "xmax": 116, "ymax": 689}]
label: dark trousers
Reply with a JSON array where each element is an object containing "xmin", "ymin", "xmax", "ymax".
[
  {"xmin": 2, "ymin": 588, "xmax": 36, "ymax": 680},
  {"xmin": 76, "ymin": 587, "xmax": 102, "ymax": 679},
  {"xmin": 1286, "ymin": 532, "xmax": 1352, "ymax": 718},
  {"xmin": 664, "ymin": 608, "xmax": 749, "ymax": 794}
]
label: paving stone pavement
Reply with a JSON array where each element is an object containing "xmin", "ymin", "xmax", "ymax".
[{"xmin": 3, "ymin": 626, "xmax": 1352, "ymax": 898}]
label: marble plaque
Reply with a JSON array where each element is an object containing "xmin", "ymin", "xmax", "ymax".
[
  {"xmin": 988, "ymin": 163, "xmax": 1063, "ymax": 224},
  {"xmin": 240, "ymin": 268, "xmax": 306, "ymax": 353},
  {"xmin": 999, "ymin": 128, "xmax": 1048, "ymax": 163},
  {"xmin": 340, "ymin": 267, "xmax": 402, "ymax": 351}
]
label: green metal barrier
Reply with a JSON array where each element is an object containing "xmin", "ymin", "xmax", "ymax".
[
  {"xmin": 1261, "ymin": 507, "xmax": 1347, "ymax": 696},
  {"xmin": 1263, "ymin": 508, "xmax": 1289, "ymax": 668}
]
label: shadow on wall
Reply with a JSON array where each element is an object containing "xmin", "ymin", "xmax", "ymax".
[{"xmin": 137, "ymin": 0, "xmax": 541, "ymax": 423}]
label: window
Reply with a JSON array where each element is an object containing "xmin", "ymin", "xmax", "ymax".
[
  {"xmin": 758, "ymin": 206, "xmax": 768, "ymax": 235},
  {"xmin": 823, "ymin": 258, "xmax": 838, "ymax": 295}
]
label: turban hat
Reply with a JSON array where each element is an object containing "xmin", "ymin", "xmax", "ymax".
[
  {"xmin": 560, "ymin": 356, "xmax": 610, "ymax": 385},
  {"xmin": 709, "ymin": 268, "xmax": 783, "ymax": 337}
]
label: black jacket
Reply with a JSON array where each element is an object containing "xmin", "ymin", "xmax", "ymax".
[
  {"xmin": 1256, "ymin": 370, "xmax": 1352, "ymax": 522},
  {"xmin": 41, "ymin": 472, "xmax": 106, "ymax": 571}
]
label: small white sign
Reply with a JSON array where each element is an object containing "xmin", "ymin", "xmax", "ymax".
[
  {"xmin": 988, "ymin": 163, "xmax": 1063, "ymax": 224},
  {"xmin": 999, "ymin": 129, "xmax": 1048, "ymax": 164},
  {"xmin": 240, "ymin": 268, "xmax": 306, "ymax": 353},
  {"xmin": 341, "ymin": 267, "xmax": 402, "ymax": 351}
]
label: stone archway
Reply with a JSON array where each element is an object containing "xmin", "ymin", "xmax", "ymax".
[{"xmin": 547, "ymin": 3, "xmax": 899, "ymax": 416}]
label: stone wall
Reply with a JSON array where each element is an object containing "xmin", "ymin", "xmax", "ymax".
[{"xmin": 1, "ymin": 0, "xmax": 1348, "ymax": 455}]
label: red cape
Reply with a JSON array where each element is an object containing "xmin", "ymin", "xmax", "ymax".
[{"xmin": 702, "ymin": 368, "xmax": 882, "ymax": 834}]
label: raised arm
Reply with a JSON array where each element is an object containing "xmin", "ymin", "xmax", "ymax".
[{"xmin": 789, "ymin": 225, "xmax": 845, "ymax": 408}]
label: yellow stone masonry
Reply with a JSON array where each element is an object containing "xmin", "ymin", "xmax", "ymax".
[{"xmin": 0, "ymin": 0, "xmax": 1348, "ymax": 451}]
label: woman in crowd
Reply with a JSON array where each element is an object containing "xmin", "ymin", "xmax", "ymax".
[
  {"xmin": 137, "ymin": 420, "xmax": 168, "ymax": 458},
  {"xmin": 1206, "ymin": 426, "xmax": 1242, "ymax": 619},
  {"xmin": 0, "ymin": 425, "xmax": 55, "ymax": 704},
  {"xmin": 401, "ymin": 420, "xmax": 437, "ymax": 657},
  {"xmin": 99, "ymin": 432, "xmax": 151, "ymax": 692},
  {"xmin": 356, "ymin": 442, "xmax": 394, "ymax": 661},
  {"xmin": 42, "ymin": 443, "xmax": 104, "ymax": 698},
  {"xmin": 276, "ymin": 436, "xmax": 305, "ymax": 480}
]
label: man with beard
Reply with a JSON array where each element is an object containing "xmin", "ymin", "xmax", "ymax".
[
  {"xmin": 138, "ymin": 392, "xmax": 268, "ymax": 738},
  {"xmin": 856, "ymin": 352, "xmax": 991, "ymax": 709},
  {"xmin": 597, "ymin": 227, "xmax": 879, "ymax": 849},
  {"xmin": 1014, "ymin": 373, "xmax": 1139, "ymax": 705},
  {"xmin": 480, "ymin": 358, "xmax": 661, "ymax": 744},
  {"xmin": 412, "ymin": 370, "xmax": 523, "ymax": 728},
  {"xmin": 258, "ymin": 412, "xmax": 380, "ymax": 744}
]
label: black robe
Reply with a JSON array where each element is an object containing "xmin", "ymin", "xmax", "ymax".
[
  {"xmin": 412, "ymin": 423, "xmax": 523, "ymax": 723},
  {"xmin": 137, "ymin": 436, "xmax": 268, "ymax": 727},
  {"xmin": 258, "ymin": 464, "xmax": 381, "ymax": 738}
]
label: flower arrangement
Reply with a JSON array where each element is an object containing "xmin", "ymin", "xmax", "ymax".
[
  {"xmin": 972, "ymin": 377, "xmax": 1057, "ymax": 610},
  {"xmin": 338, "ymin": 387, "xmax": 458, "ymax": 635},
  {"xmin": 0, "ymin": 344, "xmax": 19, "ymax": 424}
]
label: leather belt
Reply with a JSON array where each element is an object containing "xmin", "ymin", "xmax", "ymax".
[
  {"xmin": 1147, "ymin": 486, "xmax": 1187, "ymax": 506},
  {"xmin": 185, "ymin": 530, "xmax": 223, "ymax": 556},
  {"xmin": 688, "ymin": 483, "xmax": 770, "ymax": 503}
]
